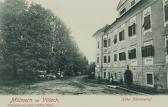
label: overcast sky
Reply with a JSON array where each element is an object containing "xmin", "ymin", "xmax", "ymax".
[
  {"xmin": 0, "ymin": 0, "xmax": 120, "ymax": 62},
  {"xmin": 34, "ymin": 0, "xmax": 120, "ymax": 62}
]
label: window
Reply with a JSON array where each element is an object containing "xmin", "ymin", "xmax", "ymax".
[
  {"xmin": 131, "ymin": 0, "xmax": 135, "ymax": 6},
  {"xmin": 104, "ymin": 72, "xmax": 106, "ymax": 78},
  {"xmin": 114, "ymin": 35, "xmax": 117, "ymax": 44},
  {"xmin": 114, "ymin": 54, "xmax": 117, "ymax": 62},
  {"xmin": 108, "ymin": 56, "xmax": 110, "ymax": 63},
  {"xmin": 104, "ymin": 39, "xmax": 107, "ymax": 48},
  {"xmin": 143, "ymin": 15, "xmax": 151, "ymax": 30},
  {"xmin": 97, "ymin": 57, "xmax": 99, "ymax": 63},
  {"xmin": 142, "ymin": 45, "xmax": 155, "ymax": 57},
  {"xmin": 164, "ymin": 0, "xmax": 168, "ymax": 22},
  {"xmin": 104, "ymin": 56, "xmax": 107, "ymax": 63},
  {"xmin": 119, "ymin": 52, "xmax": 126, "ymax": 61},
  {"xmin": 97, "ymin": 41, "xmax": 99, "ymax": 49},
  {"xmin": 128, "ymin": 48, "xmax": 137, "ymax": 59},
  {"xmin": 108, "ymin": 39, "xmax": 111, "ymax": 47},
  {"xmin": 120, "ymin": 8, "xmax": 126, "ymax": 15},
  {"xmin": 119, "ymin": 30, "xmax": 125, "ymax": 41},
  {"xmin": 146, "ymin": 73, "xmax": 153, "ymax": 85},
  {"xmin": 115, "ymin": 73, "xmax": 117, "ymax": 79},
  {"xmin": 128, "ymin": 23, "xmax": 136, "ymax": 37},
  {"xmin": 143, "ymin": 7, "xmax": 151, "ymax": 31}
]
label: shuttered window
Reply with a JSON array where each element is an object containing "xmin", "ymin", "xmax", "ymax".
[
  {"xmin": 114, "ymin": 54, "xmax": 117, "ymax": 62},
  {"xmin": 147, "ymin": 74, "xmax": 153, "ymax": 85},
  {"xmin": 104, "ymin": 72, "xmax": 106, "ymax": 78},
  {"xmin": 108, "ymin": 56, "xmax": 110, "ymax": 63},
  {"xmin": 165, "ymin": 4, "xmax": 168, "ymax": 22},
  {"xmin": 97, "ymin": 57, "xmax": 99, "ymax": 63},
  {"xmin": 128, "ymin": 48, "xmax": 137, "ymax": 59},
  {"xmin": 104, "ymin": 56, "xmax": 107, "ymax": 63},
  {"xmin": 104, "ymin": 40, "xmax": 107, "ymax": 47},
  {"xmin": 119, "ymin": 30, "xmax": 125, "ymax": 41},
  {"xmin": 143, "ymin": 15, "xmax": 151, "ymax": 30},
  {"xmin": 142, "ymin": 45, "xmax": 154, "ymax": 57},
  {"xmin": 128, "ymin": 23, "xmax": 136, "ymax": 37},
  {"xmin": 114, "ymin": 35, "xmax": 117, "ymax": 44},
  {"xmin": 119, "ymin": 52, "xmax": 126, "ymax": 61},
  {"xmin": 108, "ymin": 39, "xmax": 111, "ymax": 47}
]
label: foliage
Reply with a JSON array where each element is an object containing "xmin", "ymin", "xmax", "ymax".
[{"xmin": 0, "ymin": 0, "xmax": 88, "ymax": 80}]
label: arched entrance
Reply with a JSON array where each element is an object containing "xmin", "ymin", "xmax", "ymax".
[{"xmin": 124, "ymin": 69, "xmax": 133, "ymax": 86}]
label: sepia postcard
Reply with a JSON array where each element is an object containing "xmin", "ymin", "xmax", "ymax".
[{"xmin": 0, "ymin": 0, "xmax": 168, "ymax": 107}]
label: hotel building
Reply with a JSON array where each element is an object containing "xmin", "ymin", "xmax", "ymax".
[{"xmin": 93, "ymin": 0, "xmax": 168, "ymax": 89}]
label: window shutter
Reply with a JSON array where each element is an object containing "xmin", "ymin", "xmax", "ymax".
[
  {"xmin": 123, "ymin": 31, "xmax": 125, "ymax": 40},
  {"xmin": 128, "ymin": 26, "xmax": 132, "ymax": 37},
  {"xmin": 128, "ymin": 50, "xmax": 131, "ymax": 59},
  {"xmin": 123, "ymin": 52, "xmax": 126, "ymax": 60},
  {"xmin": 144, "ymin": 15, "xmax": 151, "ymax": 30},
  {"xmin": 119, "ymin": 53, "xmax": 121, "ymax": 61},
  {"xmin": 151, "ymin": 45, "xmax": 154, "ymax": 56},
  {"xmin": 133, "ymin": 23, "xmax": 136, "ymax": 35},
  {"xmin": 119, "ymin": 32, "xmax": 122, "ymax": 41},
  {"xmin": 165, "ymin": 4, "xmax": 168, "ymax": 22},
  {"xmin": 142, "ymin": 47, "xmax": 145, "ymax": 57}
]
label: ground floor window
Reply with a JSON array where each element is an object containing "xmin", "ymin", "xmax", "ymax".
[
  {"xmin": 114, "ymin": 73, "xmax": 117, "ymax": 79},
  {"xmin": 104, "ymin": 72, "xmax": 106, "ymax": 78},
  {"xmin": 146, "ymin": 73, "xmax": 154, "ymax": 86}
]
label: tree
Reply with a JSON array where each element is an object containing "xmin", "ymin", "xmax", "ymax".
[{"xmin": 0, "ymin": 0, "xmax": 89, "ymax": 80}]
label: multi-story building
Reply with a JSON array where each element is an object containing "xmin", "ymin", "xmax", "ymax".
[{"xmin": 93, "ymin": 0, "xmax": 168, "ymax": 89}]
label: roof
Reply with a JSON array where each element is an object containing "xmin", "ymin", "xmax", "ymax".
[
  {"xmin": 92, "ymin": 24, "xmax": 110, "ymax": 37},
  {"xmin": 106, "ymin": 0, "xmax": 146, "ymax": 32},
  {"xmin": 117, "ymin": 0, "xmax": 127, "ymax": 10}
]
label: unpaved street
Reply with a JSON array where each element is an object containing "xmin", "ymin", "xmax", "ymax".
[{"xmin": 0, "ymin": 76, "xmax": 135, "ymax": 95}]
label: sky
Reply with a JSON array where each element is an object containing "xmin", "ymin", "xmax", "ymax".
[
  {"xmin": 0, "ymin": 0, "xmax": 120, "ymax": 62},
  {"xmin": 34, "ymin": 0, "xmax": 120, "ymax": 62}
]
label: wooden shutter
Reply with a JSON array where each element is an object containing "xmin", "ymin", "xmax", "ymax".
[
  {"xmin": 128, "ymin": 26, "xmax": 132, "ymax": 37},
  {"xmin": 133, "ymin": 23, "xmax": 136, "ymax": 35},
  {"xmin": 165, "ymin": 4, "xmax": 168, "ymax": 22}
]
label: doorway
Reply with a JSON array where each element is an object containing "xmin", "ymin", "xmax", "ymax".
[{"xmin": 124, "ymin": 70, "xmax": 133, "ymax": 85}]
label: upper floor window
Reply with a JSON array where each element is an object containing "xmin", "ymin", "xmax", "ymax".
[
  {"xmin": 120, "ymin": 8, "xmax": 126, "ymax": 15},
  {"xmin": 114, "ymin": 54, "xmax": 117, "ymax": 62},
  {"xmin": 104, "ymin": 39, "xmax": 107, "ymax": 48},
  {"xmin": 104, "ymin": 56, "xmax": 107, "ymax": 63},
  {"xmin": 108, "ymin": 39, "xmax": 111, "ymax": 47},
  {"xmin": 128, "ymin": 48, "xmax": 137, "ymax": 59},
  {"xmin": 119, "ymin": 30, "xmax": 125, "ymax": 41},
  {"xmin": 143, "ymin": 15, "xmax": 151, "ymax": 30},
  {"xmin": 143, "ymin": 7, "xmax": 151, "ymax": 31},
  {"xmin": 97, "ymin": 41, "xmax": 99, "ymax": 49},
  {"xmin": 128, "ymin": 23, "xmax": 136, "ymax": 37},
  {"xmin": 114, "ymin": 35, "xmax": 117, "ymax": 44},
  {"xmin": 108, "ymin": 56, "xmax": 111, "ymax": 63},
  {"xmin": 164, "ymin": 0, "xmax": 168, "ymax": 22},
  {"xmin": 97, "ymin": 57, "xmax": 99, "ymax": 63},
  {"xmin": 131, "ymin": 0, "xmax": 135, "ymax": 6},
  {"xmin": 119, "ymin": 52, "xmax": 126, "ymax": 61},
  {"xmin": 142, "ymin": 45, "xmax": 154, "ymax": 57},
  {"xmin": 166, "ymin": 39, "xmax": 168, "ymax": 55}
]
